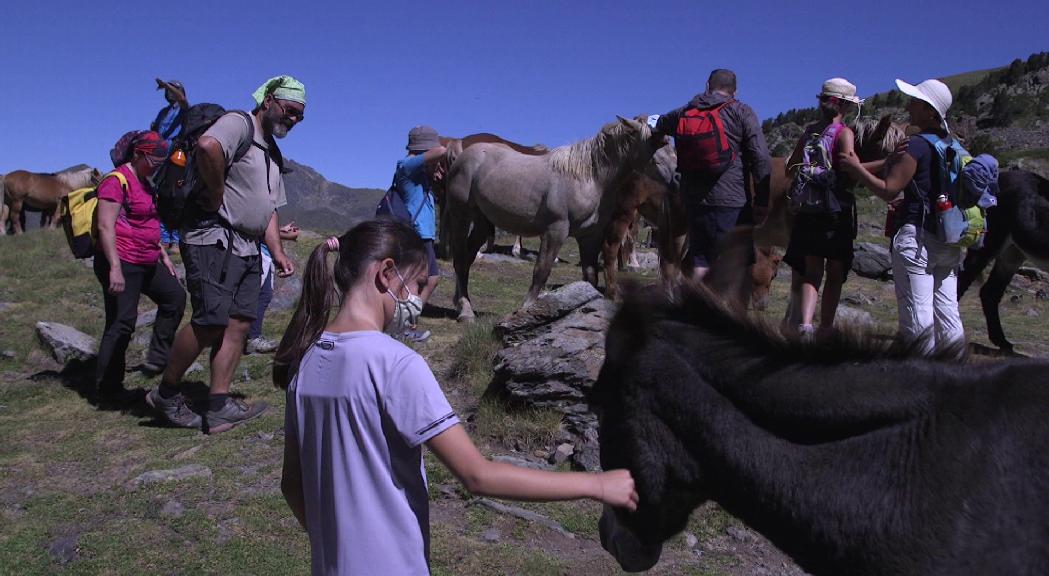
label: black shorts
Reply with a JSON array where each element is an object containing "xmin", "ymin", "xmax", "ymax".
[
  {"xmin": 181, "ymin": 242, "xmax": 261, "ymax": 327},
  {"xmin": 783, "ymin": 208, "xmax": 857, "ymax": 277},
  {"xmin": 423, "ymin": 240, "xmax": 440, "ymax": 277}
]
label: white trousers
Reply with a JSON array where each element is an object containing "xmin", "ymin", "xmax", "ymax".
[{"xmin": 891, "ymin": 224, "xmax": 965, "ymax": 354}]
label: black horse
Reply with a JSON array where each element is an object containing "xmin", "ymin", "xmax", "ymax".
[
  {"xmin": 959, "ymin": 169, "xmax": 1049, "ymax": 354},
  {"xmin": 591, "ymin": 283, "xmax": 1049, "ymax": 575}
]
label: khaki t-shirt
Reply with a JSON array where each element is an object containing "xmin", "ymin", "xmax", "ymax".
[{"xmin": 181, "ymin": 112, "xmax": 287, "ymax": 256}]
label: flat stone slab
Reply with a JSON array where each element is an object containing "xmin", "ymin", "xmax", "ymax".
[
  {"xmin": 128, "ymin": 464, "xmax": 212, "ymax": 489},
  {"xmin": 35, "ymin": 322, "xmax": 97, "ymax": 364}
]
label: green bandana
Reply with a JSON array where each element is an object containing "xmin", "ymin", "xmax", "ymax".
[{"xmin": 252, "ymin": 75, "xmax": 306, "ymax": 106}]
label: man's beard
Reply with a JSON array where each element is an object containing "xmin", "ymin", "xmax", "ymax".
[{"xmin": 272, "ymin": 122, "xmax": 290, "ymax": 139}]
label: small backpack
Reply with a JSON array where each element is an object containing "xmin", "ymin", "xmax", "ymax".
[
  {"xmin": 919, "ymin": 134, "xmax": 998, "ymax": 249},
  {"xmin": 787, "ymin": 123, "xmax": 845, "ymax": 215},
  {"xmin": 60, "ymin": 171, "xmax": 128, "ymax": 259},
  {"xmin": 375, "ymin": 175, "xmax": 426, "ymax": 225},
  {"xmin": 153, "ymin": 106, "xmax": 256, "ymax": 229},
  {"xmin": 675, "ymin": 102, "xmax": 736, "ymax": 175}
]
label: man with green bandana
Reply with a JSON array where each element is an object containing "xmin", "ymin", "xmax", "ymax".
[{"xmin": 147, "ymin": 75, "xmax": 306, "ymax": 434}]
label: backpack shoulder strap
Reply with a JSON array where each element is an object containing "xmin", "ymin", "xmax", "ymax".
[{"xmin": 230, "ymin": 111, "xmax": 256, "ymax": 163}]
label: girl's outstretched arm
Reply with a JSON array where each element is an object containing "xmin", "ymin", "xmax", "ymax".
[{"xmin": 427, "ymin": 424, "xmax": 638, "ymax": 511}]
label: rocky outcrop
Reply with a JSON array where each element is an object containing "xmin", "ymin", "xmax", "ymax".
[{"xmin": 488, "ymin": 282, "xmax": 615, "ymax": 471}]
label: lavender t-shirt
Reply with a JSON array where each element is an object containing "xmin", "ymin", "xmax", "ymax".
[{"xmin": 287, "ymin": 331, "xmax": 459, "ymax": 576}]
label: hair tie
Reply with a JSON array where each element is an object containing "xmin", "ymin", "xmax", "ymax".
[{"xmin": 325, "ymin": 237, "xmax": 340, "ymax": 253}]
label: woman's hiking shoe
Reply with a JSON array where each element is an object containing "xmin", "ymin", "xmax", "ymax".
[
  {"xmin": 245, "ymin": 337, "xmax": 278, "ymax": 355},
  {"xmin": 145, "ymin": 389, "xmax": 202, "ymax": 429},
  {"xmin": 203, "ymin": 398, "xmax": 269, "ymax": 435},
  {"xmin": 400, "ymin": 328, "xmax": 431, "ymax": 344}
]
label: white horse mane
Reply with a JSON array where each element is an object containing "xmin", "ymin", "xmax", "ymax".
[
  {"xmin": 55, "ymin": 167, "xmax": 98, "ymax": 189},
  {"xmin": 549, "ymin": 120, "xmax": 651, "ymax": 181}
]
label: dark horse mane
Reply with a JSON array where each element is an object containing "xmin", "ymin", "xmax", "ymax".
[{"xmin": 593, "ymin": 278, "xmax": 1049, "ymax": 575}]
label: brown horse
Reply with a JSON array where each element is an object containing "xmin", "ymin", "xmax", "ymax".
[{"xmin": 2, "ymin": 166, "xmax": 101, "ymax": 234}]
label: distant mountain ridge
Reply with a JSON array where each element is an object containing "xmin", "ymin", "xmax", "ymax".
[{"xmin": 280, "ymin": 159, "xmax": 384, "ymax": 232}]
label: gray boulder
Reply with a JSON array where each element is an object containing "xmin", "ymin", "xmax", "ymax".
[
  {"xmin": 835, "ymin": 305, "xmax": 875, "ymax": 331},
  {"xmin": 852, "ymin": 242, "xmax": 893, "ymax": 280},
  {"xmin": 488, "ymin": 282, "xmax": 614, "ymax": 470},
  {"xmin": 271, "ymin": 273, "xmax": 303, "ymax": 312},
  {"xmin": 35, "ymin": 322, "xmax": 97, "ymax": 364}
]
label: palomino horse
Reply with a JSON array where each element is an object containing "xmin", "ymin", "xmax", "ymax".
[
  {"xmin": 433, "ymin": 133, "xmax": 548, "ymax": 260},
  {"xmin": 592, "ymin": 270, "xmax": 1049, "ymax": 575},
  {"xmin": 444, "ymin": 116, "xmax": 666, "ymax": 320},
  {"xmin": 959, "ymin": 169, "xmax": 1049, "ymax": 355},
  {"xmin": 2, "ymin": 166, "xmax": 101, "ymax": 234}
]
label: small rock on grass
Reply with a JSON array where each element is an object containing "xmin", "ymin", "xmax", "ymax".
[
  {"xmin": 129, "ymin": 464, "xmax": 211, "ymax": 489},
  {"xmin": 160, "ymin": 500, "xmax": 185, "ymax": 518},
  {"xmin": 48, "ymin": 534, "xmax": 79, "ymax": 565},
  {"xmin": 481, "ymin": 527, "xmax": 501, "ymax": 543}
]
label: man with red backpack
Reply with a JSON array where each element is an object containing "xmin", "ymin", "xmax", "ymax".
[{"xmin": 654, "ymin": 69, "xmax": 771, "ymax": 280}]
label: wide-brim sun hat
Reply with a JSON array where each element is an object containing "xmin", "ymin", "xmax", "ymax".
[
  {"xmin": 820, "ymin": 78, "xmax": 863, "ymax": 105},
  {"xmin": 407, "ymin": 125, "xmax": 441, "ymax": 151},
  {"xmin": 896, "ymin": 78, "xmax": 952, "ymax": 132}
]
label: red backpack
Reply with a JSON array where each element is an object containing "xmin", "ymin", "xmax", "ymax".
[{"xmin": 675, "ymin": 102, "xmax": 736, "ymax": 175}]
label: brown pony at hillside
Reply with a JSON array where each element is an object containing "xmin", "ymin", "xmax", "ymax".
[{"xmin": 2, "ymin": 166, "xmax": 102, "ymax": 234}]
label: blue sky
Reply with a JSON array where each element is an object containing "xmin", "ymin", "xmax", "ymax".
[{"xmin": 3, "ymin": 0, "xmax": 1046, "ymax": 188}]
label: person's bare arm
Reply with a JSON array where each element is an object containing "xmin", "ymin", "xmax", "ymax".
[
  {"xmin": 421, "ymin": 146, "xmax": 448, "ymax": 165},
  {"xmin": 264, "ymin": 211, "xmax": 295, "ymax": 277},
  {"xmin": 281, "ymin": 426, "xmax": 308, "ymax": 530},
  {"xmin": 427, "ymin": 424, "xmax": 638, "ymax": 509},
  {"xmin": 96, "ymin": 200, "xmax": 124, "ymax": 294},
  {"xmin": 194, "ymin": 136, "xmax": 227, "ymax": 212},
  {"xmin": 840, "ymin": 148, "xmax": 916, "ymax": 202}
]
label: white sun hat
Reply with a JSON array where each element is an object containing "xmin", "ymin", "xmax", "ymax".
[
  {"xmin": 820, "ymin": 78, "xmax": 863, "ymax": 104},
  {"xmin": 895, "ymin": 78, "xmax": 953, "ymax": 132}
]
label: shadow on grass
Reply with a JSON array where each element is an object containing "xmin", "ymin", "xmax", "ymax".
[{"xmin": 31, "ymin": 359, "xmax": 245, "ymax": 428}]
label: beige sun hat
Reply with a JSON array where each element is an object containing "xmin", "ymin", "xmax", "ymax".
[
  {"xmin": 895, "ymin": 78, "xmax": 952, "ymax": 132},
  {"xmin": 820, "ymin": 78, "xmax": 863, "ymax": 104}
]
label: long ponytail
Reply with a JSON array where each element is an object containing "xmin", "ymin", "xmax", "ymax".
[{"xmin": 273, "ymin": 240, "xmax": 339, "ymax": 389}]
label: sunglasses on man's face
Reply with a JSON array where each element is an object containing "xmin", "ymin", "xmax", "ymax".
[{"xmin": 273, "ymin": 99, "xmax": 305, "ymax": 122}]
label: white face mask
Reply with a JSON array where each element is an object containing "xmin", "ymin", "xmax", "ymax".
[{"xmin": 385, "ymin": 268, "xmax": 423, "ymax": 336}]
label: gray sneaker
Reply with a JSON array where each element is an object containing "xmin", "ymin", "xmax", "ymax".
[
  {"xmin": 204, "ymin": 398, "xmax": 269, "ymax": 435},
  {"xmin": 245, "ymin": 336, "xmax": 278, "ymax": 354},
  {"xmin": 146, "ymin": 389, "xmax": 202, "ymax": 429}
]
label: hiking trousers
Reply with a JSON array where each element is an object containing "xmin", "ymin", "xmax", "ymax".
[
  {"xmin": 891, "ymin": 224, "xmax": 965, "ymax": 355},
  {"xmin": 93, "ymin": 256, "xmax": 187, "ymax": 392}
]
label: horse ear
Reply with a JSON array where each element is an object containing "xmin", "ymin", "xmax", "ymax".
[{"xmin": 617, "ymin": 115, "xmax": 643, "ymax": 132}]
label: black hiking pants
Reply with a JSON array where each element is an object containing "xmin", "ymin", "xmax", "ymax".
[{"xmin": 93, "ymin": 255, "xmax": 186, "ymax": 393}]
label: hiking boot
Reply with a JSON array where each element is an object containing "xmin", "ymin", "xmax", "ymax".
[
  {"xmin": 245, "ymin": 336, "xmax": 278, "ymax": 355},
  {"xmin": 400, "ymin": 328, "xmax": 431, "ymax": 344},
  {"xmin": 146, "ymin": 389, "xmax": 202, "ymax": 429},
  {"xmin": 203, "ymin": 398, "xmax": 269, "ymax": 435}
]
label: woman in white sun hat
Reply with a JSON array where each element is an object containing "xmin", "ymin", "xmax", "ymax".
[
  {"xmin": 839, "ymin": 78, "xmax": 965, "ymax": 355},
  {"xmin": 782, "ymin": 77, "xmax": 863, "ymax": 339}
]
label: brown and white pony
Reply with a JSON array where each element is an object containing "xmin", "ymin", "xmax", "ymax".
[{"xmin": 2, "ymin": 166, "xmax": 102, "ymax": 234}]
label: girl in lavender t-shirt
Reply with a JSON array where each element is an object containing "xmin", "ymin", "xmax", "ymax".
[{"xmin": 277, "ymin": 220, "xmax": 638, "ymax": 576}]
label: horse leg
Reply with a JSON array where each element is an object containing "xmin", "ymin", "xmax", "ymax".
[
  {"xmin": 524, "ymin": 226, "xmax": 568, "ymax": 308},
  {"xmin": 0, "ymin": 204, "xmax": 8, "ymax": 236},
  {"xmin": 10, "ymin": 199, "xmax": 24, "ymax": 234},
  {"xmin": 979, "ymin": 242, "xmax": 1026, "ymax": 354},
  {"xmin": 602, "ymin": 214, "xmax": 631, "ymax": 301},
  {"xmin": 512, "ymin": 235, "xmax": 523, "ymax": 259},
  {"xmin": 579, "ymin": 233, "xmax": 603, "ymax": 293},
  {"xmin": 48, "ymin": 204, "xmax": 61, "ymax": 229}
]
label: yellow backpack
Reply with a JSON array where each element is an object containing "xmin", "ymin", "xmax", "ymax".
[{"xmin": 60, "ymin": 171, "xmax": 128, "ymax": 259}]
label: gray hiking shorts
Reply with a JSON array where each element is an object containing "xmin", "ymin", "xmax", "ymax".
[{"xmin": 181, "ymin": 241, "xmax": 261, "ymax": 327}]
